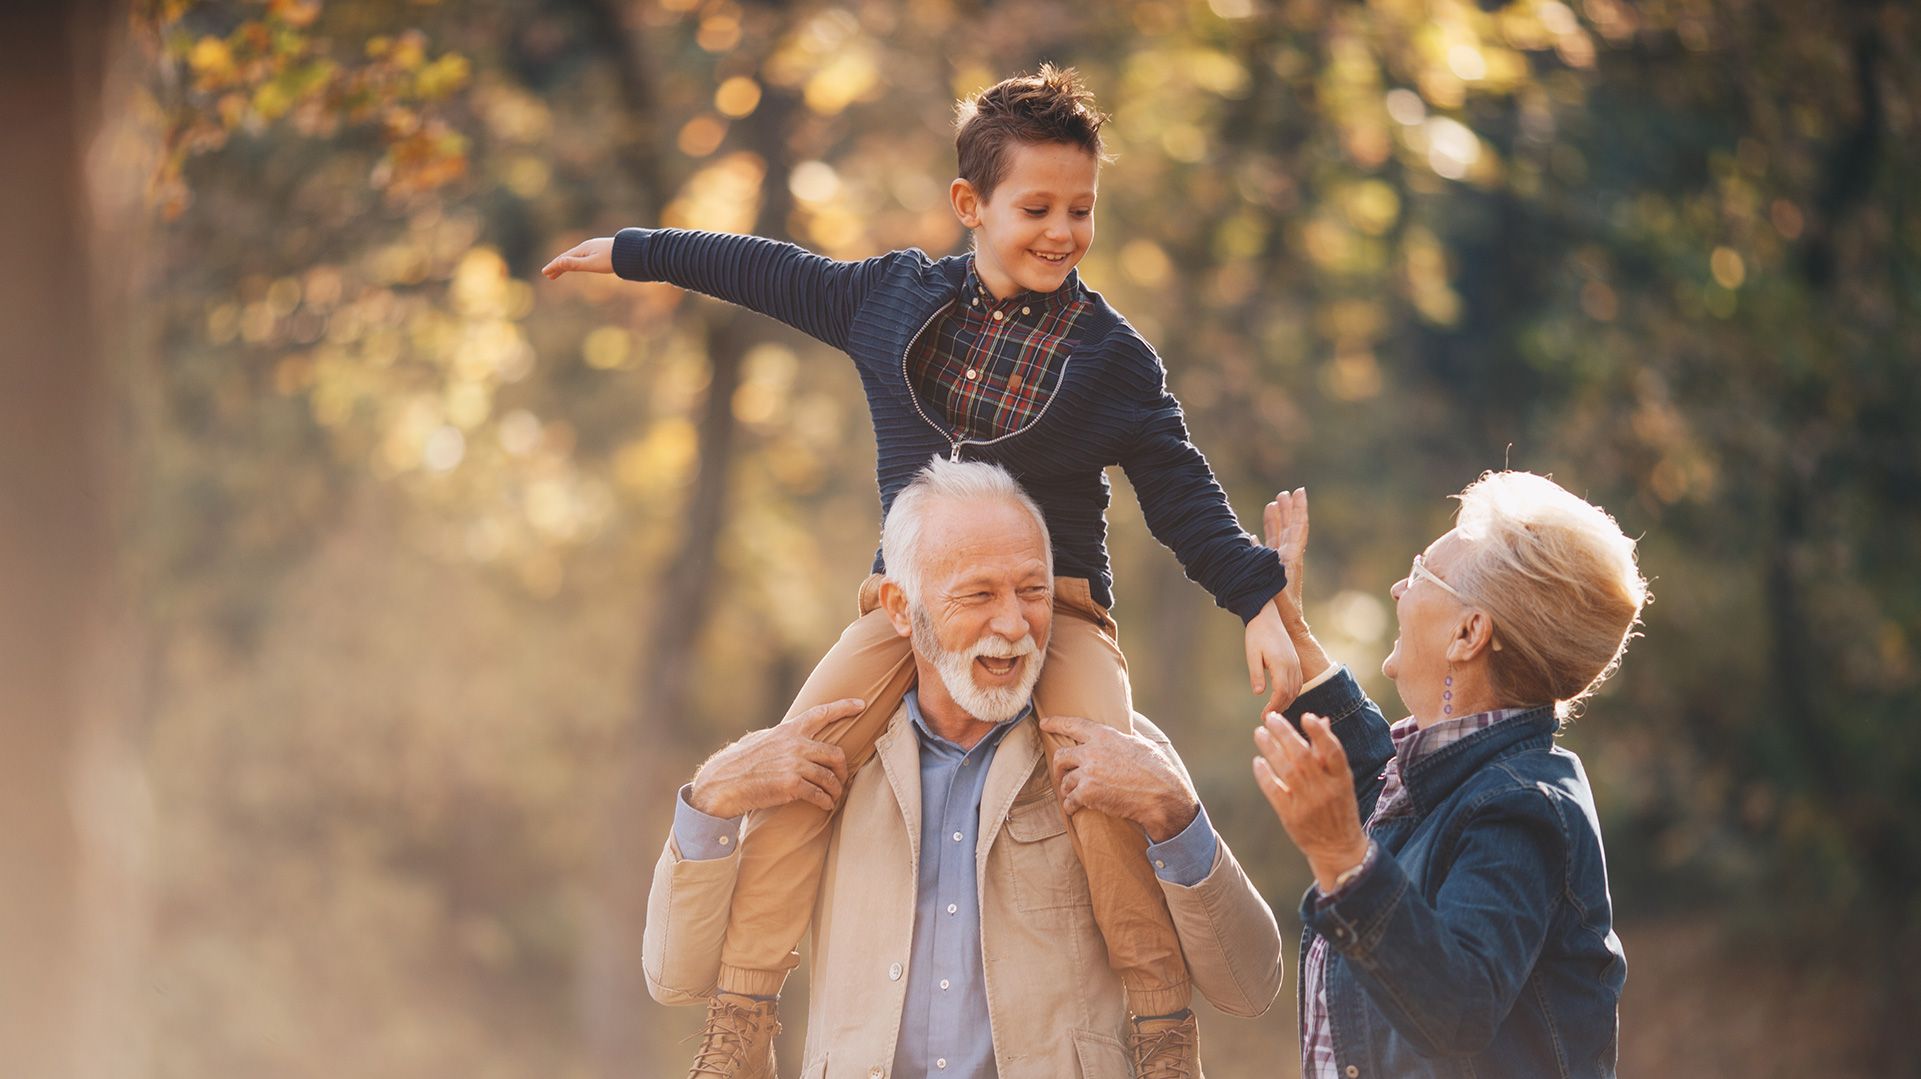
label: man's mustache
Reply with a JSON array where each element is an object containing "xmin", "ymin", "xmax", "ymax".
[{"xmin": 966, "ymin": 634, "xmax": 1039, "ymax": 660}]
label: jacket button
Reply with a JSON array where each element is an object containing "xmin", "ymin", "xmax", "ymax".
[{"xmin": 888, "ymin": 962, "xmax": 902, "ymax": 981}]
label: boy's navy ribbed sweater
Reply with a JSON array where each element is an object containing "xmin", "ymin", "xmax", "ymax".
[{"xmin": 612, "ymin": 227, "xmax": 1286, "ymax": 622}]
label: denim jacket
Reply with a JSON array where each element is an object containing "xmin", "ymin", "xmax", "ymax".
[{"xmin": 1285, "ymin": 667, "xmax": 1626, "ymax": 1078}]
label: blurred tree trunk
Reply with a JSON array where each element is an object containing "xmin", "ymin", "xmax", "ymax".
[
  {"xmin": 575, "ymin": 3, "xmax": 803, "ymax": 1071},
  {"xmin": 0, "ymin": 4, "xmax": 146, "ymax": 1078}
]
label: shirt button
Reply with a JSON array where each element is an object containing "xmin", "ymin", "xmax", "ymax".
[
  {"xmin": 937, "ymin": 1059, "xmax": 948, "ymax": 1070},
  {"xmin": 939, "ymin": 978, "xmax": 950, "ymax": 990},
  {"xmin": 1021, "ymin": 305, "xmax": 1031, "ymax": 315},
  {"xmin": 869, "ymin": 1069, "xmax": 885, "ymax": 1079},
  {"xmin": 970, "ymin": 297, "xmax": 978, "ymax": 306},
  {"xmin": 1154, "ymin": 859, "xmax": 1166, "ymax": 869},
  {"xmin": 1345, "ymin": 1067, "xmax": 1360, "ymax": 1078},
  {"xmin": 946, "ymin": 903, "xmax": 958, "ymax": 915},
  {"xmin": 991, "ymin": 310, "xmax": 1004, "ymax": 321},
  {"xmin": 964, "ymin": 368, "xmax": 978, "ymax": 380},
  {"xmin": 888, "ymin": 962, "xmax": 902, "ymax": 981},
  {"xmin": 953, "ymin": 831, "xmax": 964, "ymax": 842},
  {"xmin": 718, "ymin": 836, "xmax": 730, "ymax": 846}
]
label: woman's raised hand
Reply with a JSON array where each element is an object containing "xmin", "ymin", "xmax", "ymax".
[
  {"xmin": 1253, "ymin": 710, "xmax": 1369, "ymax": 893},
  {"xmin": 541, "ymin": 236, "xmax": 615, "ymax": 279}
]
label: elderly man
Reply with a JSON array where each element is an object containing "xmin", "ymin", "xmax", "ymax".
[{"xmin": 643, "ymin": 459, "xmax": 1283, "ymax": 1079}]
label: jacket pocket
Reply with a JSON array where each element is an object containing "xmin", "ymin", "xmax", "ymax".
[
  {"xmin": 1071, "ymin": 1028, "xmax": 1132, "ymax": 1078},
  {"xmin": 1002, "ymin": 796, "xmax": 1094, "ymax": 912}
]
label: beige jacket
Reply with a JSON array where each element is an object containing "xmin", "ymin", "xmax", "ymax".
[{"xmin": 643, "ymin": 707, "xmax": 1285, "ymax": 1078}]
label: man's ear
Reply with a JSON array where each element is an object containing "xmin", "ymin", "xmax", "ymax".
[
  {"xmin": 1445, "ymin": 609, "xmax": 1496, "ymax": 665},
  {"xmin": 878, "ymin": 578, "xmax": 915, "ymax": 640},
  {"xmin": 950, "ymin": 177, "xmax": 983, "ymax": 229}
]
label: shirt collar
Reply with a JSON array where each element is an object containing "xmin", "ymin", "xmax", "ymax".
[
  {"xmin": 904, "ymin": 687, "xmax": 1028, "ymax": 758},
  {"xmin": 1386, "ymin": 706, "xmax": 1538, "ymax": 775},
  {"xmin": 961, "ymin": 257, "xmax": 1081, "ymax": 318}
]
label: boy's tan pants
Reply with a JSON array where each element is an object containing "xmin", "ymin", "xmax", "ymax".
[{"xmin": 714, "ymin": 575, "xmax": 1192, "ymax": 1017}]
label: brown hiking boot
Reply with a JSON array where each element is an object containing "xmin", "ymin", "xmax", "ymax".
[
  {"xmin": 686, "ymin": 991, "xmax": 781, "ymax": 1079},
  {"xmin": 1129, "ymin": 1010, "xmax": 1202, "ymax": 1079}
]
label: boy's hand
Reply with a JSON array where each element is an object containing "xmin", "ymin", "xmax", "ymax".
[
  {"xmin": 542, "ymin": 236, "xmax": 615, "ymax": 279},
  {"xmin": 1245, "ymin": 603, "xmax": 1304, "ymax": 714},
  {"xmin": 1263, "ymin": 486, "xmax": 1308, "ymax": 614}
]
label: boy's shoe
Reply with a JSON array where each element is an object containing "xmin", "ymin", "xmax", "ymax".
[
  {"xmin": 1129, "ymin": 1010, "xmax": 1202, "ymax": 1079},
  {"xmin": 687, "ymin": 991, "xmax": 781, "ymax": 1079}
]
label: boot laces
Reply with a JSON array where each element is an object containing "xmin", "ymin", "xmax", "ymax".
[
  {"xmin": 685, "ymin": 997, "xmax": 774, "ymax": 1076},
  {"xmin": 1132, "ymin": 1021, "xmax": 1197, "ymax": 1079}
]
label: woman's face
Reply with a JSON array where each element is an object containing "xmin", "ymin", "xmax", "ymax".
[{"xmin": 1382, "ymin": 528, "xmax": 1472, "ymax": 724}]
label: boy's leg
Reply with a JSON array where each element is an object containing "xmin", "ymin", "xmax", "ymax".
[
  {"xmin": 1032, "ymin": 578, "xmax": 1192, "ymax": 1019},
  {"xmin": 715, "ymin": 574, "xmax": 916, "ymax": 997}
]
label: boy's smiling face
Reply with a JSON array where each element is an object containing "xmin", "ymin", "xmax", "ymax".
[{"xmin": 951, "ymin": 140, "xmax": 1098, "ymax": 300}]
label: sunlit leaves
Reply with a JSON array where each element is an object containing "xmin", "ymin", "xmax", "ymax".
[{"xmin": 137, "ymin": 4, "xmax": 472, "ymax": 217}]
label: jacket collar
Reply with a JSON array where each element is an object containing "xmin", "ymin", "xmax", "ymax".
[
  {"xmin": 977, "ymin": 713, "xmax": 1042, "ymax": 858},
  {"xmin": 871, "ymin": 695, "xmax": 1044, "ymax": 864},
  {"xmin": 1399, "ymin": 705, "xmax": 1558, "ymax": 818}
]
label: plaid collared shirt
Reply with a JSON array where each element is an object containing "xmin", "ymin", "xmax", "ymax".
[
  {"xmin": 1301, "ymin": 707, "xmax": 1536, "ymax": 1078},
  {"xmin": 906, "ymin": 260, "xmax": 1088, "ymax": 443}
]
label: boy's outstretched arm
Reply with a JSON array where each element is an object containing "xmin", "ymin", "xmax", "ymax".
[
  {"xmin": 1115, "ymin": 374, "xmax": 1301, "ymax": 711},
  {"xmin": 543, "ymin": 228, "xmax": 899, "ymax": 353}
]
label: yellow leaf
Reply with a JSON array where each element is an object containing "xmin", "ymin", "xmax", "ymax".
[{"xmin": 188, "ymin": 36, "xmax": 233, "ymax": 76}]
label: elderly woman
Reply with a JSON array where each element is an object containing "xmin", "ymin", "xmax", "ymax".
[{"xmin": 1252, "ymin": 472, "xmax": 1648, "ymax": 1079}]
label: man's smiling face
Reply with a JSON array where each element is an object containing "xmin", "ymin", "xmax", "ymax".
[{"xmin": 906, "ymin": 496, "xmax": 1054, "ymax": 725}]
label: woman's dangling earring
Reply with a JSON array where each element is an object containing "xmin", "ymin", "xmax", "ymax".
[{"xmin": 1443, "ymin": 669, "xmax": 1455, "ymax": 716}]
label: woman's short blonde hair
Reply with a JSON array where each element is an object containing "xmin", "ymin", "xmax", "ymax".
[{"xmin": 1447, "ymin": 471, "xmax": 1650, "ymax": 718}]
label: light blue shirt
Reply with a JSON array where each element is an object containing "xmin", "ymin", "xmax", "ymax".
[{"xmin": 672, "ymin": 691, "xmax": 1219, "ymax": 1077}]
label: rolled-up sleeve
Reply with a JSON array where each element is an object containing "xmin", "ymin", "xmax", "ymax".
[
  {"xmin": 1146, "ymin": 803, "xmax": 1220, "ymax": 888},
  {"xmin": 672, "ymin": 784, "xmax": 742, "ymax": 860},
  {"xmin": 1133, "ymin": 716, "xmax": 1285, "ymax": 1018},
  {"xmin": 642, "ymin": 789, "xmax": 747, "ymax": 1006}
]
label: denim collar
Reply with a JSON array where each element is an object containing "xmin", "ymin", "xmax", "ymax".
[{"xmin": 1397, "ymin": 705, "xmax": 1559, "ymax": 818}]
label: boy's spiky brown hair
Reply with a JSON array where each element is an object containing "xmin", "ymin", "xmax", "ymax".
[{"xmin": 954, "ymin": 63, "xmax": 1110, "ymax": 202}]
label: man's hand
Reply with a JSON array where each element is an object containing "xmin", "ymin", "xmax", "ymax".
[
  {"xmin": 541, "ymin": 236, "xmax": 615, "ymax": 279},
  {"xmin": 1245, "ymin": 603, "xmax": 1304, "ymax": 714},
  {"xmin": 687, "ymin": 698, "xmax": 863, "ymax": 819},
  {"xmin": 1040, "ymin": 715, "xmax": 1200, "ymax": 843},
  {"xmin": 1252, "ymin": 711, "xmax": 1369, "ymax": 893}
]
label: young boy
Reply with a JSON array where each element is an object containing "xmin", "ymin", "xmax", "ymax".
[{"xmin": 545, "ymin": 66, "xmax": 1297, "ymax": 1077}]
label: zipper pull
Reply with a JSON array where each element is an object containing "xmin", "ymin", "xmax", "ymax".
[{"xmin": 950, "ymin": 442, "xmax": 963, "ymax": 462}]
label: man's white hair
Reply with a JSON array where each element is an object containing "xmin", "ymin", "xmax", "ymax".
[{"xmin": 880, "ymin": 457, "xmax": 1051, "ymax": 606}]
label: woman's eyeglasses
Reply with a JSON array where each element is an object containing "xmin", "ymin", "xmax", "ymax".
[
  {"xmin": 1409, "ymin": 552, "xmax": 1468, "ymax": 604},
  {"xmin": 1408, "ymin": 553, "xmax": 1504, "ymax": 651}
]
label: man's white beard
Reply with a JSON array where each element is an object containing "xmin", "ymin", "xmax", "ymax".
[{"xmin": 911, "ymin": 604, "xmax": 1042, "ymax": 725}]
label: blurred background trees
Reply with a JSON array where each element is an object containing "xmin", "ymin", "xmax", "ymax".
[{"xmin": 15, "ymin": 0, "xmax": 1912, "ymax": 1074}]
